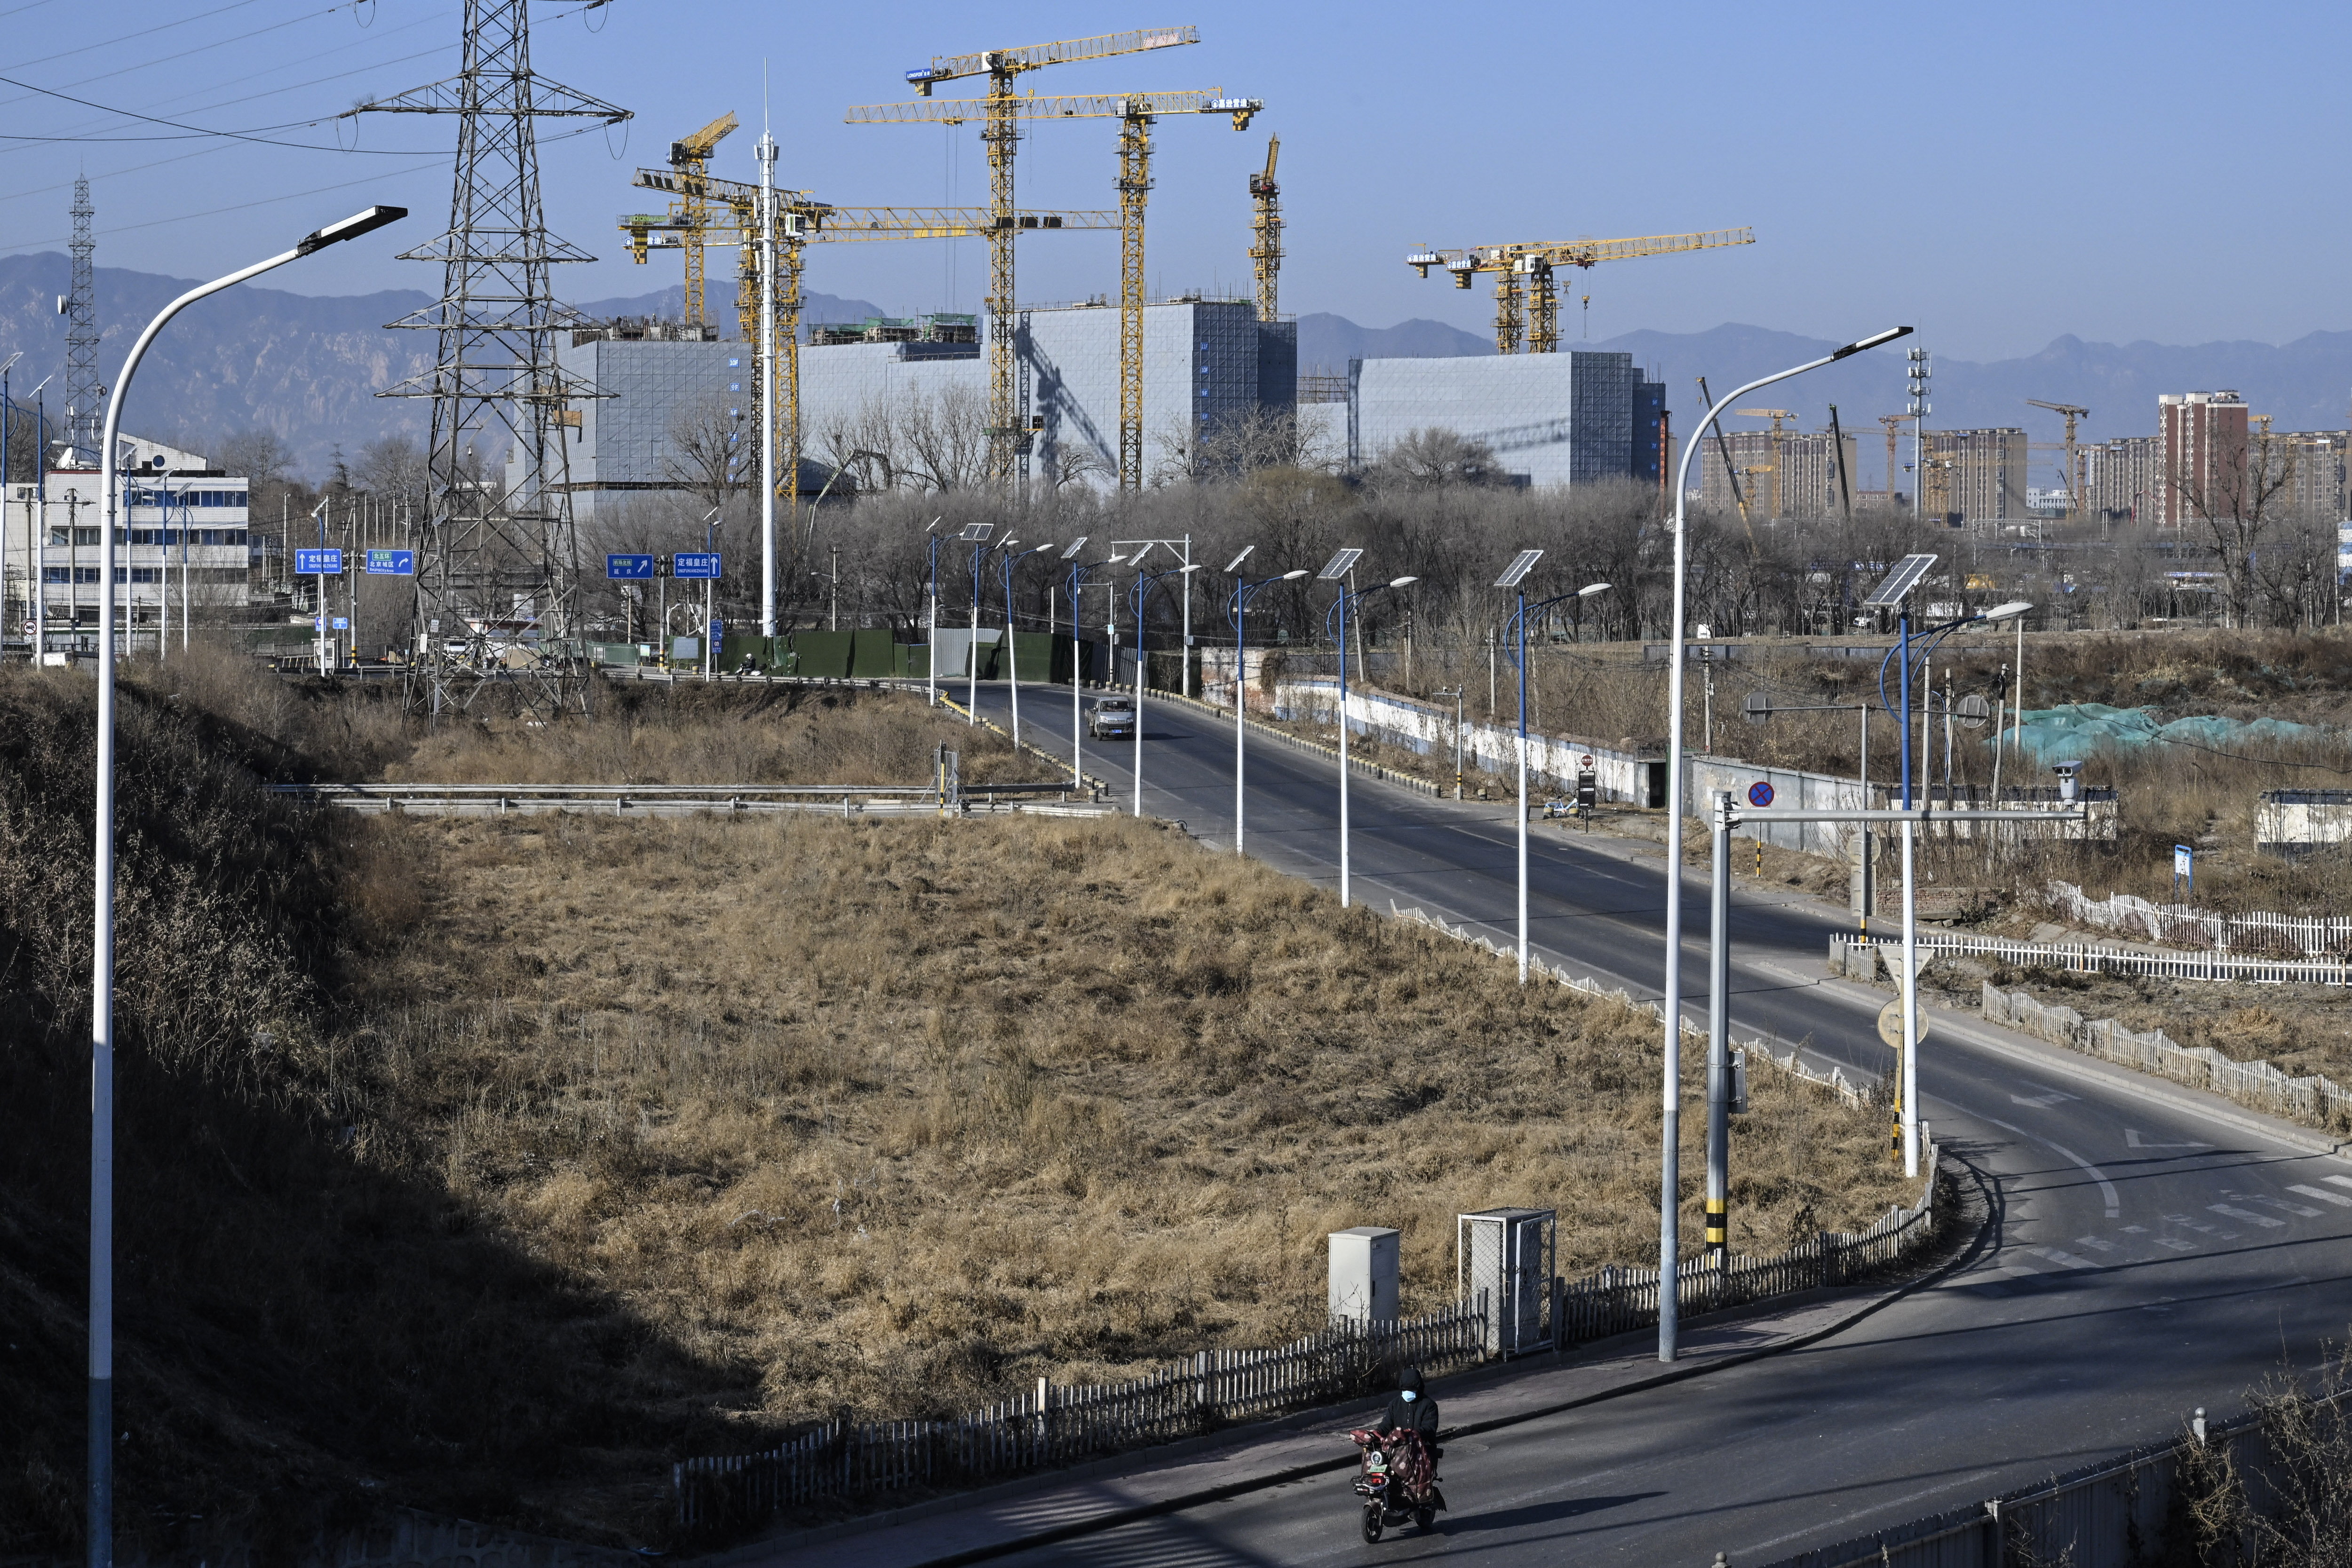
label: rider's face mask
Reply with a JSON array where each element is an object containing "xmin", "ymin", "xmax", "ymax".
[{"xmin": 1401, "ymin": 1391, "xmax": 1417, "ymax": 1402}]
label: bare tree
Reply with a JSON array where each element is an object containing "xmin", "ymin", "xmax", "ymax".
[
  {"xmin": 663, "ymin": 392, "xmax": 747, "ymax": 514},
  {"xmin": 897, "ymin": 382, "xmax": 991, "ymax": 493},
  {"xmin": 2171, "ymin": 423, "xmax": 2295, "ymax": 629},
  {"xmin": 1364, "ymin": 428, "xmax": 1502, "ymax": 492}
]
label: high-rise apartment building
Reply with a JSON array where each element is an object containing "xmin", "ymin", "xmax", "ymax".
[
  {"xmin": 2274, "ymin": 430, "xmax": 2348, "ymax": 523},
  {"xmin": 1915, "ymin": 428, "xmax": 2027, "ymax": 525},
  {"xmin": 1697, "ymin": 428, "xmax": 1859, "ymax": 518},
  {"xmin": 2156, "ymin": 390, "xmax": 2249, "ymax": 528},
  {"xmin": 2085, "ymin": 436, "xmax": 2162, "ymax": 525}
]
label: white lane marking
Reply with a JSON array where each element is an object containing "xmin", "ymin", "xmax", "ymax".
[
  {"xmin": 2012, "ymin": 1086, "xmax": 2081, "ymax": 1109},
  {"xmin": 2026, "ymin": 1246, "xmax": 2101, "ymax": 1270},
  {"xmin": 2072, "ymin": 1235, "xmax": 2121, "ymax": 1253},
  {"xmin": 2209, "ymin": 1204, "xmax": 2285, "ymax": 1228},
  {"xmin": 2121, "ymin": 1225, "xmax": 2150, "ymax": 1234},
  {"xmin": 2154, "ymin": 1238, "xmax": 2197, "ymax": 1251},
  {"xmin": 2240, "ymin": 1192, "xmax": 2325, "ymax": 1219},
  {"xmin": 1983, "ymin": 1116, "xmax": 2123, "ymax": 1219},
  {"xmin": 2127, "ymin": 1129, "xmax": 2213, "ymax": 1149},
  {"xmin": 2328, "ymin": 1176, "xmax": 2352, "ymax": 1192},
  {"xmin": 2289, "ymin": 1184, "xmax": 2352, "ymax": 1208}
]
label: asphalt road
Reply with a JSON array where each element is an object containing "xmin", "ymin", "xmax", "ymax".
[{"xmin": 945, "ymin": 683, "xmax": 2352, "ymax": 1566}]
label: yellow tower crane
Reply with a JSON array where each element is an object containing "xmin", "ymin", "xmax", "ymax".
[
  {"xmin": 1409, "ymin": 230, "xmax": 1755, "ymax": 355},
  {"xmin": 846, "ymin": 27, "xmax": 1202, "ymax": 482},
  {"xmin": 847, "ymin": 86, "xmax": 1261, "ymax": 492},
  {"xmin": 653, "ymin": 112, "xmax": 738, "ymax": 328},
  {"xmin": 623, "ymin": 168, "xmax": 1115, "ymax": 512},
  {"xmin": 1249, "ymin": 134, "xmax": 1281, "ymax": 323},
  {"xmin": 2024, "ymin": 399, "xmax": 2089, "ymax": 518},
  {"xmin": 1732, "ymin": 408, "xmax": 1796, "ymax": 520},
  {"xmin": 1878, "ymin": 414, "xmax": 1910, "ymax": 508}
]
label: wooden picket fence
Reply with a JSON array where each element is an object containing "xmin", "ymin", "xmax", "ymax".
[
  {"xmin": 1846, "ymin": 931, "xmax": 2352, "ymax": 987},
  {"xmin": 673, "ymin": 1147, "xmax": 1945, "ymax": 1528}
]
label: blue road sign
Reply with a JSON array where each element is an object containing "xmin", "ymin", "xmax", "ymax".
[
  {"xmin": 607, "ymin": 552, "xmax": 655, "ymax": 580},
  {"xmin": 1747, "ymin": 780, "xmax": 1775, "ymax": 808},
  {"xmin": 331, "ymin": 616, "xmax": 350, "ymax": 630},
  {"xmin": 365, "ymin": 548, "xmax": 414, "ymax": 576},
  {"xmin": 295, "ymin": 548, "xmax": 343, "ymax": 574},
  {"xmin": 673, "ymin": 551, "xmax": 722, "ymax": 580}
]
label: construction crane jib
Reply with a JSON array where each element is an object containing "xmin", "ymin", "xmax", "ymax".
[
  {"xmin": 1406, "ymin": 228, "xmax": 1755, "ymax": 355},
  {"xmin": 2025, "ymin": 398, "xmax": 2090, "ymax": 517},
  {"xmin": 851, "ymin": 27, "xmax": 1201, "ymax": 485},
  {"xmin": 621, "ymin": 161, "xmax": 1116, "ymax": 520},
  {"xmin": 848, "ymin": 80, "xmax": 1261, "ymax": 493}
]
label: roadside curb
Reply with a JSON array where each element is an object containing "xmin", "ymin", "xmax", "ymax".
[{"xmin": 706, "ymin": 1173, "xmax": 1986, "ymax": 1568}]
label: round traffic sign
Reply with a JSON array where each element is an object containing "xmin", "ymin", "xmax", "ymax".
[
  {"xmin": 1955, "ymin": 692, "xmax": 1991, "ymax": 731},
  {"xmin": 1747, "ymin": 780, "xmax": 1775, "ymax": 808},
  {"xmin": 1877, "ymin": 997, "xmax": 1931, "ymax": 1051},
  {"xmin": 1580, "ymin": 754, "xmax": 1596, "ymax": 770}
]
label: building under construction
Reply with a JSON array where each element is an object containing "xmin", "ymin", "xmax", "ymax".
[
  {"xmin": 1919, "ymin": 427, "xmax": 2029, "ymax": 526},
  {"xmin": 1697, "ymin": 427, "xmax": 1858, "ymax": 519},
  {"xmin": 1346, "ymin": 352, "xmax": 1666, "ymax": 487}
]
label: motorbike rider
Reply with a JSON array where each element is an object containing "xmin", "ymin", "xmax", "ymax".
[{"xmin": 1372, "ymin": 1366, "xmax": 1441, "ymax": 1503}]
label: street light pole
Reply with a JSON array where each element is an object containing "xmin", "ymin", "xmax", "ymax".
[
  {"xmin": 1325, "ymin": 571, "xmax": 1417, "ymax": 908},
  {"xmin": 1498, "ymin": 566, "xmax": 1611, "ymax": 985},
  {"xmin": 1226, "ymin": 553, "xmax": 1307, "ymax": 856},
  {"xmin": 85, "ymin": 201, "xmax": 404, "ymax": 1568},
  {"xmin": 1064, "ymin": 546, "xmax": 1121, "ymax": 790},
  {"xmin": 971, "ymin": 534, "xmax": 1011, "ymax": 723},
  {"xmin": 756, "ymin": 131, "xmax": 779, "ymax": 639},
  {"xmin": 1000, "ymin": 540, "xmax": 1053, "ymax": 746},
  {"xmin": 1659, "ymin": 324, "xmax": 1910, "ymax": 1364},
  {"xmin": 1131, "ymin": 561, "xmax": 1199, "ymax": 817}
]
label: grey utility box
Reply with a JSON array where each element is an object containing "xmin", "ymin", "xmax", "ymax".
[
  {"xmin": 1328, "ymin": 1226, "xmax": 1400, "ymax": 1324},
  {"xmin": 1458, "ymin": 1208, "xmax": 1557, "ymax": 1357}
]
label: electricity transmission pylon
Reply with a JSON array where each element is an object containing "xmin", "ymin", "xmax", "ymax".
[
  {"xmin": 343, "ymin": 0, "xmax": 629, "ymax": 717},
  {"xmin": 64, "ymin": 175, "xmax": 101, "ymax": 465}
]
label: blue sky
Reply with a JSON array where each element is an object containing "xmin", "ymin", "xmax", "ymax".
[{"xmin": 0, "ymin": 0, "xmax": 2344, "ymax": 359}]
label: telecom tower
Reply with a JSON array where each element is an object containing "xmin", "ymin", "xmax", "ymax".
[
  {"xmin": 64, "ymin": 175, "xmax": 100, "ymax": 466},
  {"xmin": 346, "ymin": 0, "xmax": 628, "ymax": 716}
]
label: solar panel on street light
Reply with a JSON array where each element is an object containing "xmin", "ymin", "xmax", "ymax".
[
  {"xmin": 1316, "ymin": 548, "xmax": 1362, "ymax": 581},
  {"xmin": 1494, "ymin": 549, "xmax": 1543, "ymax": 589},
  {"xmin": 1224, "ymin": 545, "xmax": 1255, "ymax": 573},
  {"xmin": 1059, "ymin": 536, "xmax": 1089, "ymax": 560},
  {"xmin": 1861, "ymin": 552, "xmax": 1939, "ymax": 607},
  {"xmin": 957, "ymin": 523, "xmax": 993, "ymax": 542}
]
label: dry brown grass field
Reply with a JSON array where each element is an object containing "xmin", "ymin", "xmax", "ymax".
[
  {"xmin": 355, "ymin": 809, "xmax": 1914, "ymax": 1457},
  {"xmin": 0, "ymin": 651, "xmax": 1920, "ymax": 1557}
]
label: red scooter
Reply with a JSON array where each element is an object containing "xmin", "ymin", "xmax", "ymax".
[{"xmin": 1349, "ymin": 1427, "xmax": 1446, "ymax": 1541}]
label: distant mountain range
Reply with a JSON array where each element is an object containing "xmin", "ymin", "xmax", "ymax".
[
  {"xmin": 5, "ymin": 251, "xmax": 2347, "ymax": 486},
  {"xmin": 0, "ymin": 256, "xmax": 881, "ymax": 475}
]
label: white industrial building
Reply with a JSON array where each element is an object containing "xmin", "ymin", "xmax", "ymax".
[
  {"xmin": 2, "ymin": 437, "xmax": 254, "ymax": 656},
  {"xmin": 532, "ymin": 308, "xmax": 1672, "ymax": 505}
]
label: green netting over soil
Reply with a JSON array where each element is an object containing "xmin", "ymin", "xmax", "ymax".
[{"xmin": 2009, "ymin": 703, "xmax": 2328, "ymax": 761}]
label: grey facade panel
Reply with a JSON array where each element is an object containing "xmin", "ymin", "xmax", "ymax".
[{"xmin": 1351, "ymin": 351, "xmax": 1645, "ymax": 487}]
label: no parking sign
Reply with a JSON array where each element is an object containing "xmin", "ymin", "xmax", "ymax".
[{"xmin": 1747, "ymin": 780, "xmax": 1775, "ymax": 808}]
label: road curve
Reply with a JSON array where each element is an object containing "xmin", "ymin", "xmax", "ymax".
[{"xmin": 936, "ymin": 683, "xmax": 2352, "ymax": 1565}]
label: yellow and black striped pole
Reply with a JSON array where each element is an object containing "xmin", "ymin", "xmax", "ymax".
[{"xmin": 1705, "ymin": 789, "xmax": 1734, "ymax": 1263}]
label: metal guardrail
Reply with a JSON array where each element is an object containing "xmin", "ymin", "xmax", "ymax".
[
  {"xmin": 674, "ymin": 1300, "xmax": 1492, "ymax": 1527},
  {"xmin": 270, "ymin": 781, "xmax": 1108, "ymax": 818}
]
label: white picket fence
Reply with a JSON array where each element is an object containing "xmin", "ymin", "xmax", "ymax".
[
  {"xmin": 2049, "ymin": 879, "xmax": 2352, "ymax": 959},
  {"xmin": 1982, "ymin": 983, "xmax": 2352, "ymax": 1130},
  {"xmin": 1842, "ymin": 931, "xmax": 2352, "ymax": 987}
]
